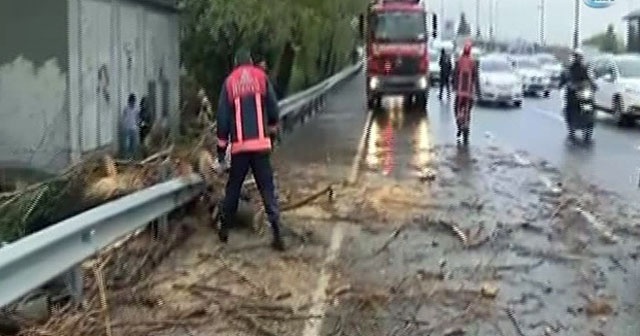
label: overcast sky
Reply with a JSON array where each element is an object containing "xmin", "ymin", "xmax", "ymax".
[{"xmin": 426, "ymin": 0, "xmax": 637, "ymax": 45}]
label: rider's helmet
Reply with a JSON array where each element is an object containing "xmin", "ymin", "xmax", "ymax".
[
  {"xmin": 462, "ymin": 40, "xmax": 472, "ymax": 56},
  {"xmin": 572, "ymin": 48, "xmax": 584, "ymax": 63}
]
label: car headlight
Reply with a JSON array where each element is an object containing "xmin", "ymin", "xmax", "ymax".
[
  {"xmin": 369, "ymin": 77, "xmax": 379, "ymax": 90},
  {"xmin": 418, "ymin": 77, "xmax": 428, "ymax": 89}
]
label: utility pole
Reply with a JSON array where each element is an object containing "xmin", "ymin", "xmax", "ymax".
[
  {"xmin": 539, "ymin": 0, "xmax": 545, "ymax": 45},
  {"xmin": 489, "ymin": 0, "xmax": 494, "ymax": 41},
  {"xmin": 440, "ymin": 0, "xmax": 445, "ymax": 34},
  {"xmin": 475, "ymin": 0, "xmax": 481, "ymax": 38},
  {"xmin": 573, "ymin": 0, "xmax": 580, "ymax": 49}
]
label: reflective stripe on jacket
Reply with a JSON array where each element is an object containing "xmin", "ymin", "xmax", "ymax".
[{"xmin": 216, "ymin": 64, "xmax": 280, "ymax": 154}]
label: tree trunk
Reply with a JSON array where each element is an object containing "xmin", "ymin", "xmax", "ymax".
[
  {"xmin": 274, "ymin": 40, "xmax": 296, "ymax": 98},
  {"xmin": 322, "ymin": 39, "xmax": 334, "ymax": 77}
]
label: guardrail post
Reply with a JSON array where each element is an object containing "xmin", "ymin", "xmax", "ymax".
[
  {"xmin": 153, "ymin": 161, "xmax": 171, "ymax": 239},
  {"xmin": 63, "ymin": 265, "xmax": 83, "ymax": 305}
]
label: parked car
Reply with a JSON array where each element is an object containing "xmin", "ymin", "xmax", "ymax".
[
  {"xmin": 589, "ymin": 54, "xmax": 640, "ymax": 126},
  {"xmin": 535, "ymin": 53, "xmax": 563, "ymax": 87},
  {"xmin": 477, "ymin": 55, "xmax": 523, "ymax": 107},
  {"xmin": 509, "ymin": 55, "xmax": 551, "ymax": 97}
]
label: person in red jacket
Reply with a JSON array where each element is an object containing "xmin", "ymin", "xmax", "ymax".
[
  {"xmin": 452, "ymin": 40, "xmax": 480, "ymax": 145},
  {"xmin": 216, "ymin": 48, "xmax": 285, "ymax": 251}
]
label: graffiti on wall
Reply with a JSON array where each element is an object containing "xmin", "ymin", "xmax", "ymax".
[{"xmin": 97, "ymin": 64, "xmax": 111, "ymax": 104}]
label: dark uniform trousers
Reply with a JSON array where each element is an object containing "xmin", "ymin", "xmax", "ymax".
[{"xmin": 222, "ymin": 151, "xmax": 280, "ymax": 236}]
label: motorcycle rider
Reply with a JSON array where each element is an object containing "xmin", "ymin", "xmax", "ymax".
[
  {"xmin": 451, "ymin": 40, "xmax": 480, "ymax": 145},
  {"xmin": 558, "ymin": 48, "xmax": 596, "ymax": 140}
]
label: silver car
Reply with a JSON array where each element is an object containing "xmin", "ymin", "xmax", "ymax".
[{"xmin": 509, "ymin": 55, "xmax": 552, "ymax": 97}]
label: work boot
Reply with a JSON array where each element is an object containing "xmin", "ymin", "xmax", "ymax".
[
  {"xmin": 462, "ymin": 128, "xmax": 469, "ymax": 145},
  {"xmin": 218, "ymin": 214, "xmax": 229, "ymax": 243},
  {"xmin": 270, "ymin": 221, "xmax": 286, "ymax": 251},
  {"xmin": 272, "ymin": 236, "xmax": 286, "ymax": 251}
]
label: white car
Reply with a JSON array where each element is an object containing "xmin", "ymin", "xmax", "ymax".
[
  {"xmin": 477, "ymin": 56, "xmax": 523, "ymax": 107},
  {"xmin": 535, "ymin": 53, "xmax": 563, "ymax": 87},
  {"xmin": 590, "ymin": 54, "xmax": 640, "ymax": 126},
  {"xmin": 510, "ymin": 56, "xmax": 551, "ymax": 97}
]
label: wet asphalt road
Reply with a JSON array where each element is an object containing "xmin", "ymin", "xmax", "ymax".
[
  {"xmin": 274, "ymin": 71, "xmax": 640, "ymax": 335},
  {"xmin": 279, "ymin": 71, "xmax": 640, "ymax": 202}
]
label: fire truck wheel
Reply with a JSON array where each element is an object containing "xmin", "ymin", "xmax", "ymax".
[
  {"xmin": 415, "ymin": 92, "xmax": 428, "ymax": 109},
  {"xmin": 367, "ymin": 95, "xmax": 381, "ymax": 110}
]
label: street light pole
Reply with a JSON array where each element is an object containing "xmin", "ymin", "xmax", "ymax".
[
  {"xmin": 440, "ymin": 0, "xmax": 444, "ymax": 33},
  {"xmin": 573, "ymin": 0, "xmax": 580, "ymax": 49},
  {"xmin": 476, "ymin": 0, "xmax": 480, "ymax": 38},
  {"xmin": 489, "ymin": 0, "xmax": 494, "ymax": 41},
  {"xmin": 539, "ymin": 0, "xmax": 545, "ymax": 45}
]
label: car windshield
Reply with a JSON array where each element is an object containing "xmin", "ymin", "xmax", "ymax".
[
  {"xmin": 371, "ymin": 11, "xmax": 427, "ymax": 41},
  {"xmin": 480, "ymin": 60, "xmax": 512, "ymax": 72},
  {"xmin": 516, "ymin": 59, "xmax": 539, "ymax": 69},
  {"xmin": 616, "ymin": 59, "xmax": 640, "ymax": 78}
]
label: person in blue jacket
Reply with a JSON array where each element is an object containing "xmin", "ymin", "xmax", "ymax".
[{"xmin": 216, "ymin": 48, "xmax": 285, "ymax": 251}]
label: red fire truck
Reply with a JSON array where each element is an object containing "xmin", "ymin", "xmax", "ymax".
[{"xmin": 361, "ymin": 0, "xmax": 437, "ymax": 109}]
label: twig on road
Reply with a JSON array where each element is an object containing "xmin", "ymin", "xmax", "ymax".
[
  {"xmin": 504, "ymin": 308, "xmax": 527, "ymax": 336},
  {"xmin": 439, "ymin": 220, "xmax": 468, "ymax": 246},
  {"xmin": 369, "ymin": 223, "xmax": 409, "ymax": 257},
  {"xmin": 281, "ymin": 184, "xmax": 335, "ymax": 212}
]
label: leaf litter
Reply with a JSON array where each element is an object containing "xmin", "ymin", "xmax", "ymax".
[{"xmin": 6, "ymin": 144, "xmax": 640, "ymax": 336}]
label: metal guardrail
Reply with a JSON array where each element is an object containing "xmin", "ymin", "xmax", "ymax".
[{"xmin": 0, "ymin": 61, "xmax": 362, "ymax": 308}]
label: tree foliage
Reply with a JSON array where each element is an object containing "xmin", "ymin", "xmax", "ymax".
[
  {"xmin": 179, "ymin": 0, "xmax": 364, "ymax": 102},
  {"xmin": 583, "ymin": 24, "xmax": 623, "ymax": 53},
  {"xmin": 628, "ymin": 23, "xmax": 639, "ymax": 52},
  {"xmin": 456, "ymin": 13, "xmax": 471, "ymax": 36}
]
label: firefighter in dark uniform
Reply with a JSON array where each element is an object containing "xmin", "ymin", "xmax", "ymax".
[
  {"xmin": 452, "ymin": 40, "xmax": 480, "ymax": 145},
  {"xmin": 216, "ymin": 48, "xmax": 285, "ymax": 251}
]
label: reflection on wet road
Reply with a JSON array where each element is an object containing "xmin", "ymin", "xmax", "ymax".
[
  {"xmin": 364, "ymin": 99, "xmax": 433, "ymax": 179},
  {"xmin": 271, "ymin": 72, "xmax": 640, "ymax": 335}
]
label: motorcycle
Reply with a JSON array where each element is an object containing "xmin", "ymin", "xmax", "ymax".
[{"xmin": 565, "ymin": 81, "xmax": 596, "ymax": 143}]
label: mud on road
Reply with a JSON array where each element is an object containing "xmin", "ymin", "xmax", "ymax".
[
  {"xmin": 47, "ymin": 143, "xmax": 639, "ymax": 336},
  {"xmin": 14, "ymin": 85, "xmax": 640, "ymax": 335},
  {"xmin": 320, "ymin": 144, "xmax": 640, "ymax": 336}
]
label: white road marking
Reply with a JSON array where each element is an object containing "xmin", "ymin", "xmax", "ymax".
[
  {"xmin": 348, "ymin": 109, "xmax": 374, "ymax": 184},
  {"xmin": 302, "ymin": 224, "xmax": 345, "ymax": 336},
  {"xmin": 533, "ymin": 107, "xmax": 564, "ymax": 123},
  {"xmin": 304, "ymin": 106, "xmax": 376, "ymax": 334}
]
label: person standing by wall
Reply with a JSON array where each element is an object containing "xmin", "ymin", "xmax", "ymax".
[
  {"xmin": 120, "ymin": 93, "xmax": 140, "ymax": 159},
  {"xmin": 139, "ymin": 96, "xmax": 152, "ymax": 145}
]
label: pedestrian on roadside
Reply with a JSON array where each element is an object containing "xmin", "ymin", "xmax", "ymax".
[
  {"xmin": 452, "ymin": 41, "xmax": 480, "ymax": 145},
  {"xmin": 139, "ymin": 96, "xmax": 152, "ymax": 144},
  {"xmin": 438, "ymin": 48, "xmax": 452, "ymax": 100},
  {"xmin": 258, "ymin": 60, "xmax": 267, "ymax": 71},
  {"xmin": 215, "ymin": 48, "xmax": 285, "ymax": 251},
  {"xmin": 121, "ymin": 93, "xmax": 140, "ymax": 159}
]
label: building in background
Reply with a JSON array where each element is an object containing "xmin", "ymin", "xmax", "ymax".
[
  {"xmin": 624, "ymin": 9, "xmax": 640, "ymax": 53},
  {"xmin": 0, "ymin": 0, "xmax": 180, "ymax": 174}
]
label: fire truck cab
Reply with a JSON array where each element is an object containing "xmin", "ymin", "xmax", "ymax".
[{"xmin": 361, "ymin": 0, "xmax": 438, "ymax": 109}]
